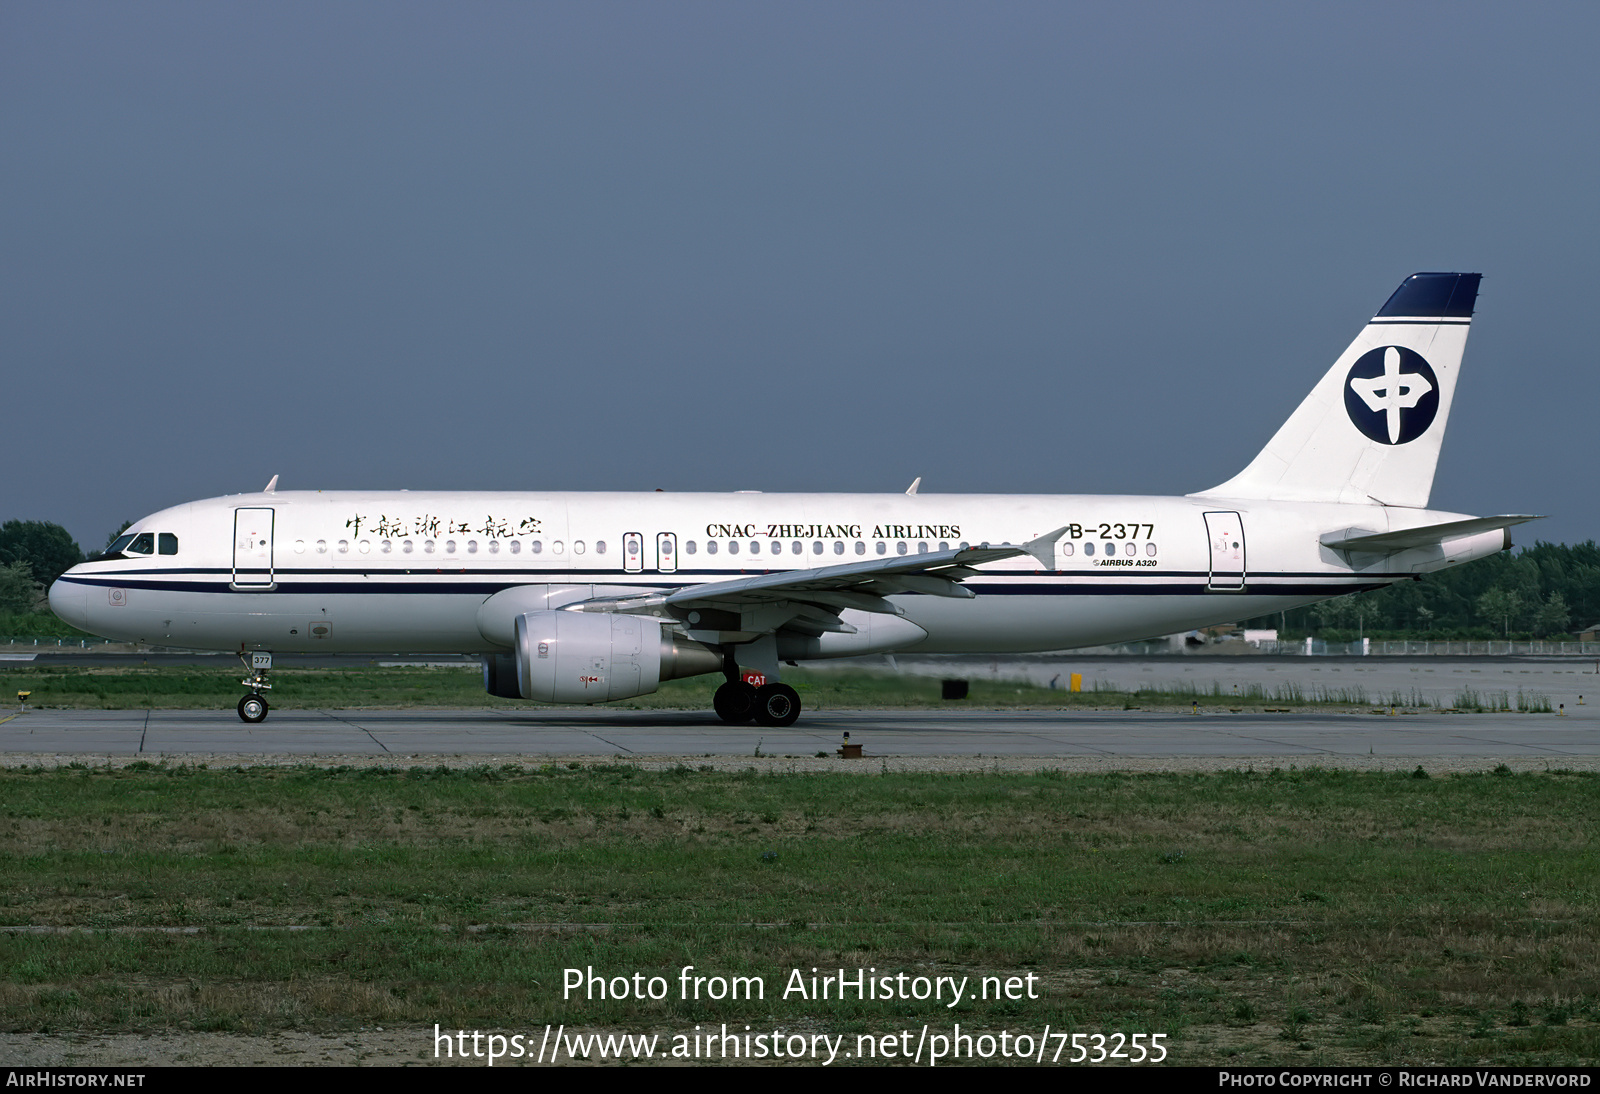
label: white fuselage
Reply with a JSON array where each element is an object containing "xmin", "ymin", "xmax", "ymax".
[{"xmin": 49, "ymin": 489, "xmax": 1506, "ymax": 657}]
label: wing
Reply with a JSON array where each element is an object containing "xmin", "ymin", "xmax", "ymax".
[{"xmin": 571, "ymin": 527, "xmax": 1069, "ymax": 640}]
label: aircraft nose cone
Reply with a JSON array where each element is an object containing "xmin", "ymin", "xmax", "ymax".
[{"xmin": 48, "ymin": 577, "xmax": 89, "ymax": 631}]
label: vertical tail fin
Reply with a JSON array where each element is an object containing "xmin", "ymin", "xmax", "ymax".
[{"xmin": 1194, "ymin": 272, "xmax": 1480, "ymax": 508}]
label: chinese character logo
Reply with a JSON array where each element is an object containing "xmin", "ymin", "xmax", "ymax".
[{"xmin": 1344, "ymin": 346, "xmax": 1439, "ymax": 445}]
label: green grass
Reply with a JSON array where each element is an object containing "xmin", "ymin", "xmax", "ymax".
[
  {"xmin": 2, "ymin": 763, "xmax": 1597, "ymax": 1064},
  {"xmin": 0, "ymin": 664, "xmax": 1483, "ymax": 713}
]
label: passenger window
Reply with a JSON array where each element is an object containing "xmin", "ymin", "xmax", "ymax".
[
  {"xmin": 728, "ymin": 541, "xmax": 739, "ymax": 555},
  {"xmin": 574, "ymin": 541, "xmax": 585, "ymax": 554},
  {"xmin": 158, "ymin": 533, "xmax": 178, "ymax": 555},
  {"xmin": 877, "ymin": 542, "xmax": 887, "ymax": 555},
  {"xmin": 595, "ymin": 541, "xmax": 606, "ymax": 554},
  {"xmin": 1084, "ymin": 542, "xmax": 1095, "ymax": 556},
  {"xmin": 917, "ymin": 542, "xmax": 928, "ymax": 553},
  {"xmin": 855, "ymin": 541, "xmax": 866, "ymax": 555},
  {"xmin": 487, "ymin": 540, "xmax": 499, "ymax": 554},
  {"xmin": 833, "ymin": 541, "xmax": 844, "ymax": 554},
  {"xmin": 749, "ymin": 541, "xmax": 760, "ymax": 555},
  {"xmin": 1146, "ymin": 543, "xmax": 1157, "ymax": 556},
  {"xmin": 127, "ymin": 533, "xmax": 155, "ymax": 555},
  {"xmin": 813, "ymin": 541, "xmax": 823, "ymax": 554},
  {"xmin": 1061, "ymin": 542, "xmax": 1075, "ymax": 556},
  {"xmin": 939, "ymin": 541, "xmax": 948, "ymax": 552},
  {"xmin": 528, "ymin": 540, "xmax": 539, "ymax": 554},
  {"xmin": 707, "ymin": 541, "xmax": 718, "ymax": 555},
  {"xmin": 896, "ymin": 541, "xmax": 907, "ymax": 555},
  {"xmin": 686, "ymin": 541, "xmax": 697, "ymax": 555},
  {"xmin": 792, "ymin": 541, "xmax": 802, "ymax": 555}
]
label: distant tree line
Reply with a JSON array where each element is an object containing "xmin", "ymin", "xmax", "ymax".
[
  {"xmin": 1245, "ymin": 541, "xmax": 1600, "ymax": 640},
  {"xmin": 0, "ymin": 519, "xmax": 126, "ymax": 621}
]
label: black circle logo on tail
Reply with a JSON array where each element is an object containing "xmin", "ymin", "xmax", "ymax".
[{"xmin": 1344, "ymin": 346, "xmax": 1439, "ymax": 445}]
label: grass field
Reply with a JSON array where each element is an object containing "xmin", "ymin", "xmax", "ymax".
[
  {"xmin": 0, "ymin": 663, "xmax": 1545, "ymax": 713},
  {"xmin": 2, "ymin": 762, "xmax": 1596, "ymax": 1065}
]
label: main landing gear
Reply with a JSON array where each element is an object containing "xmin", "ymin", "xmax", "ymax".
[
  {"xmin": 714, "ymin": 680, "xmax": 802, "ymax": 727},
  {"xmin": 237, "ymin": 650, "xmax": 272, "ymax": 723},
  {"xmin": 713, "ymin": 654, "xmax": 801, "ymax": 728}
]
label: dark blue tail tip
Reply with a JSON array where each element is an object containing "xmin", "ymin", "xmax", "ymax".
[{"xmin": 1377, "ymin": 272, "xmax": 1482, "ymax": 319}]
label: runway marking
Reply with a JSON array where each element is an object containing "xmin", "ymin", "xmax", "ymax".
[
  {"xmin": 1008, "ymin": 731, "xmax": 1120, "ymax": 755},
  {"xmin": 1450, "ymin": 734, "xmax": 1584, "ymax": 756},
  {"xmin": 585, "ymin": 732, "xmax": 635, "ymax": 754},
  {"xmin": 1215, "ymin": 733, "xmax": 1342, "ymax": 754},
  {"xmin": 139, "ymin": 711, "xmax": 148, "ymax": 753},
  {"xmin": 316, "ymin": 710, "xmax": 391, "ymax": 753},
  {"xmin": 0, "ymin": 713, "xmax": 21, "ymax": 727}
]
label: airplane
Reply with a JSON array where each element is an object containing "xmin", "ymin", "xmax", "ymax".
[{"xmin": 49, "ymin": 272, "xmax": 1535, "ymax": 727}]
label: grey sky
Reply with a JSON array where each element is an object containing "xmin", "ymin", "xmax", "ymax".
[{"xmin": 4, "ymin": 2, "xmax": 1596, "ymax": 552}]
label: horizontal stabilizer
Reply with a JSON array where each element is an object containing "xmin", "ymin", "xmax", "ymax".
[{"xmin": 1320, "ymin": 515, "xmax": 1541, "ymax": 553}]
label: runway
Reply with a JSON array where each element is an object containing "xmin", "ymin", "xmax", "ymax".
[{"xmin": 2, "ymin": 705, "xmax": 1596, "ymax": 766}]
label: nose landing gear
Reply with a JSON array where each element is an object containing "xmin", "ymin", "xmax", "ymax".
[{"xmin": 238, "ymin": 650, "xmax": 272, "ymax": 723}]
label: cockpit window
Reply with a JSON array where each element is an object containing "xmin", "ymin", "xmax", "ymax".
[
  {"xmin": 107, "ymin": 535, "xmax": 136, "ymax": 555},
  {"xmin": 127, "ymin": 533, "xmax": 155, "ymax": 555},
  {"xmin": 158, "ymin": 533, "xmax": 178, "ymax": 555}
]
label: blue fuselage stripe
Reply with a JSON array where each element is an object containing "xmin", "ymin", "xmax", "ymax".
[{"xmin": 58, "ymin": 573, "xmax": 1393, "ymax": 597}]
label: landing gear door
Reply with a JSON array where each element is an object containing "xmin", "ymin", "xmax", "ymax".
[
  {"xmin": 1204, "ymin": 511, "xmax": 1245, "ymax": 591},
  {"xmin": 233, "ymin": 508, "xmax": 275, "ymax": 588},
  {"xmin": 656, "ymin": 532, "xmax": 677, "ymax": 573}
]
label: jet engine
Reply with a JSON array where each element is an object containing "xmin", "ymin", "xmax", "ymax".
[{"xmin": 487, "ymin": 610, "xmax": 721, "ymax": 703}]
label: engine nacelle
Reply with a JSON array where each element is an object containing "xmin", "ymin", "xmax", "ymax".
[
  {"xmin": 482, "ymin": 653, "xmax": 520, "ymax": 699},
  {"xmin": 510, "ymin": 610, "xmax": 720, "ymax": 703}
]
